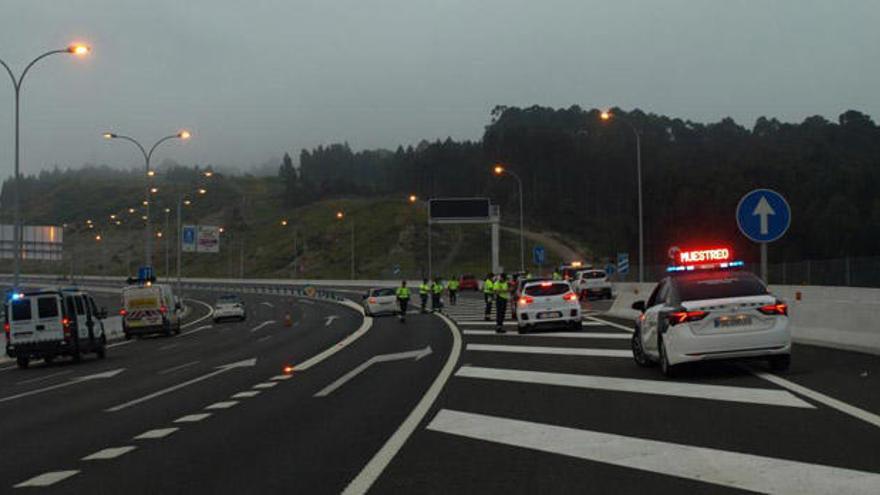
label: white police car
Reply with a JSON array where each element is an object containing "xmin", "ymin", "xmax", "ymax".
[
  {"xmin": 213, "ymin": 294, "xmax": 247, "ymax": 323},
  {"xmin": 630, "ymin": 247, "xmax": 791, "ymax": 377},
  {"xmin": 515, "ymin": 280, "xmax": 582, "ymax": 333}
]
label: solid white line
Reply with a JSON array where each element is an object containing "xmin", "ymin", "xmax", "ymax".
[
  {"xmin": 16, "ymin": 369, "xmax": 73, "ymax": 385},
  {"xmin": 467, "ymin": 343, "xmax": 631, "ymax": 358},
  {"xmin": 271, "ymin": 374, "xmax": 292, "ymax": 380},
  {"xmin": 342, "ymin": 312, "xmax": 462, "ymax": 495},
  {"xmin": 462, "ymin": 330, "xmax": 630, "ymax": 339},
  {"xmin": 82, "ymin": 446, "xmax": 137, "ymax": 460},
  {"xmin": 256, "ymin": 335, "xmax": 272, "ymax": 342},
  {"xmin": 231, "ymin": 391, "xmax": 261, "ymax": 399},
  {"xmin": 427, "ymin": 410, "xmax": 880, "ymax": 494},
  {"xmin": 456, "ymin": 366, "xmax": 813, "ymax": 408},
  {"xmin": 250, "ymin": 320, "xmax": 276, "ymax": 333},
  {"xmin": 261, "ymin": 301, "xmax": 274, "ymax": 308},
  {"xmin": 751, "ymin": 369, "xmax": 880, "ymax": 429},
  {"xmin": 107, "ymin": 339, "xmax": 135, "ymax": 349},
  {"xmin": 295, "ymin": 309, "xmax": 373, "ymax": 371},
  {"xmin": 174, "ymin": 413, "xmax": 212, "ymax": 423},
  {"xmin": 253, "ymin": 382, "xmax": 277, "ymax": 389},
  {"xmin": 205, "ymin": 400, "xmax": 238, "ymax": 410},
  {"xmin": 179, "ymin": 324, "xmax": 213, "ymax": 337},
  {"xmin": 14, "ymin": 470, "xmax": 79, "ymax": 488},
  {"xmin": 134, "ymin": 428, "xmax": 179, "ymax": 440},
  {"xmin": 587, "ymin": 315, "xmax": 635, "ymax": 333},
  {"xmin": 158, "ymin": 360, "xmax": 200, "ymax": 375}
]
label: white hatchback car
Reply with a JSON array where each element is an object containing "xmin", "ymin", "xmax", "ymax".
[
  {"xmin": 362, "ymin": 288, "xmax": 398, "ymax": 316},
  {"xmin": 631, "ymin": 269, "xmax": 791, "ymax": 377},
  {"xmin": 574, "ymin": 269, "xmax": 612, "ymax": 299},
  {"xmin": 213, "ymin": 294, "xmax": 246, "ymax": 322},
  {"xmin": 515, "ymin": 280, "xmax": 582, "ymax": 333}
]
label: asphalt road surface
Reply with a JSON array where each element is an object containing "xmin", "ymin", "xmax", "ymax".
[{"xmin": 1, "ymin": 287, "xmax": 878, "ymax": 494}]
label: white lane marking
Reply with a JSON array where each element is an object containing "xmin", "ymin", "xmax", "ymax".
[
  {"xmin": 315, "ymin": 346, "xmax": 432, "ymax": 397},
  {"xmin": 342, "ymin": 312, "xmax": 462, "ymax": 495},
  {"xmin": 179, "ymin": 324, "xmax": 213, "ymax": 337},
  {"xmin": 232, "ymin": 391, "xmax": 261, "ymax": 399},
  {"xmin": 427, "ymin": 409, "xmax": 880, "ymax": 494},
  {"xmin": 82, "ymin": 446, "xmax": 137, "ymax": 460},
  {"xmin": 751, "ymin": 369, "xmax": 880, "ymax": 429},
  {"xmin": 295, "ymin": 312, "xmax": 373, "ymax": 371},
  {"xmin": 256, "ymin": 335, "xmax": 272, "ymax": 342},
  {"xmin": 587, "ymin": 315, "xmax": 635, "ymax": 333},
  {"xmin": 14, "ymin": 470, "xmax": 79, "ymax": 488},
  {"xmin": 261, "ymin": 301, "xmax": 274, "ymax": 308},
  {"xmin": 300, "ymin": 300, "xmax": 315, "ymax": 305},
  {"xmin": 0, "ymin": 368, "xmax": 125, "ymax": 404},
  {"xmin": 158, "ymin": 343, "xmax": 180, "ymax": 351},
  {"xmin": 134, "ymin": 428, "xmax": 179, "ymax": 440},
  {"xmin": 106, "ymin": 358, "xmax": 256, "ymax": 412},
  {"xmin": 457, "ymin": 366, "xmax": 813, "ymax": 409},
  {"xmin": 249, "ymin": 320, "xmax": 276, "ymax": 333},
  {"xmin": 205, "ymin": 400, "xmax": 238, "ymax": 410},
  {"xmin": 271, "ymin": 375, "xmax": 292, "ymax": 381},
  {"xmin": 462, "ymin": 330, "xmax": 630, "ymax": 339},
  {"xmin": 452, "ymin": 321, "xmax": 518, "ymax": 326},
  {"xmin": 16, "ymin": 369, "xmax": 73, "ymax": 385},
  {"xmin": 174, "ymin": 413, "xmax": 212, "ymax": 423},
  {"xmin": 107, "ymin": 339, "xmax": 135, "ymax": 349},
  {"xmin": 325, "ymin": 315, "xmax": 339, "ymax": 326},
  {"xmin": 158, "ymin": 360, "xmax": 200, "ymax": 375},
  {"xmin": 467, "ymin": 343, "xmax": 631, "ymax": 358},
  {"xmin": 253, "ymin": 382, "xmax": 277, "ymax": 389},
  {"xmin": 180, "ymin": 299, "xmax": 215, "ymax": 329}
]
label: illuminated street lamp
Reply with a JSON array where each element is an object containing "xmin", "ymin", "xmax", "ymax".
[
  {"xmin": 280, "ymin": 219, "xmax": 288, "ymax": 226},
  {"xmin": 408, "ymin": 194, "xmax": 417, "ymax": 203},
  {"xmin": 492, "ymin": 163, "xmax": 525, "ymax": 273},
  {"xmin": 336, "ymin": 211, "xmax": 355, "ymax": 279},
  {"xmin": 600, "ymin": 109, "xmax": 643, "ymax": 282},
  {"xmin": 95, "ymin": 234, "xmax": 102, "ymax": 242},
  {"xmin": 103, "ymin": 129, "xmax": 192, "ymax": 267},
  {"xmin": 1, "ymin": 42, "xmax": 91, "ymax": 288}
]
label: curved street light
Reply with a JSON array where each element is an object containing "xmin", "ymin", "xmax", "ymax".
[
  {"xmin": 1, "ymin": 43, "xmax": 91, "ymax": 288},
  {"xmin": 493, "ymin": 164, "xmax": 525, "ymax": 273},
  {"xmin": 103, "ymin": 130, "xmax": 191, "ymax": 267}
]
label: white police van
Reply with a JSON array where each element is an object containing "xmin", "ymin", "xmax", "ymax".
[
  {"xmin": 630, "ymin": 247, "xmax": 791, "ymax": 377},
  {"xmin": 4, "ymin": 288, "xmax": 108, "ymax": 369}
]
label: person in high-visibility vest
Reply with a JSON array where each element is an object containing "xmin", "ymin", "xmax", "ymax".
[
  {"xmin": 552, "ymin": 270, "xmax": 562, "ymax": 280},
  {"xmin": 396, "ymin": 280, "xmax": 411, "ymax": 322},
  {"xmin": 419, "ymin": 279, "xmax": 430, "ymax": 313},
  {"xmin": 447, "ymin": 276, "xmax": 460, "ymax": 305},
  {"xmin": 431, "ymin": 278, "xmax": 444, "ymax": 313},
  {"xmin": 483, "ymin": 273, "xmax": 495, "ymax": 321},
  {"xmin": 494, "ymin": 273, "xmax": 510, "ymax": 333}
]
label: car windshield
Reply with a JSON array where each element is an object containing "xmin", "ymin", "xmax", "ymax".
[
  {"xmin": 372, "ymin": 288, "xmax": 396, "ymax": 297},
  {"xmin": 524, "ymin": 283, "xmax": 571, "ymax": 297},
  {"xmin": 583, "ymin": 271, "xmax": 606, "ymax": 279},
  {"xmin": 675, "ymin": 272, "xmax": 768, "ymax": 301}
]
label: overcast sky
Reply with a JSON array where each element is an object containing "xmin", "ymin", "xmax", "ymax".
[{"xmin": 1, "ymin": 0, "xmax": 877, "ymax": 177}]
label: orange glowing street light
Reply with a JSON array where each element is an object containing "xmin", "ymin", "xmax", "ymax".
[
  {"xmin": 280, "ymin": 219, "xmax": 288, "ymax": 226},
  {"xmin": 408, "ymin": 194, "xmax": 418, "ymax": 203},
  {"xmin": 336, "ymin": 211, "xmax": 344, "ymax": 220},
  {"xmin": 600, "ymin": 110, "xmax": 612, "ymax": 121},
  {"xmin": 178, "ymin": 130, "xmax": 191, "ymax": 140},
  {"xmin": 95, "ymin": 234, "xmax": 102, "ymax": 241},
  {"xmin": 68, "ymin": 44, "xmax": 91, "ymax": 56},
  {"xmin": 491, "ymin": 163, "xmax": 525, "ymax": 272},
  {"xmin": 493, "ymin": 164, "xmax": 505, "ymax": 175},
  {"xmin": 197, "ymin": 188, "xmax": 207, "ymax": 195}
]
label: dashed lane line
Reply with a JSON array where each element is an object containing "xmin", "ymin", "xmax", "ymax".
[
  {"xmin": 174, "ymin": 413, "xmax": 212, "ymax": 423},
  {"xmin": 158, "ymin": 360, "xmax": 200, "ymax": 375},
  {"xmin": 250, "ymin": 320, "xmax": 276, "ymax": 333},
  {"xmin": 271, "ymin": 374, "xmax": 293, "ymax": 380},
  {"xmin": 82, "ymin": 446, "xmax": 137, "ymax": 461},
  {"xmin": 231, "ymin": 391, "xmax": 261, "ymax": 399},
  {"xmin": 253, "ymin": 382, "xmax": 278, "ymax": 389},
  {"xmin": 134, "ymin": 428, "xmax": 179, "ymax": 440},
  {"xmin": 14, "ymin": 471, "xmax": 79, "ymax": 488},
  {"xmin": 205, "ymin": 401, "xmax": 239, "ymax": 410}
]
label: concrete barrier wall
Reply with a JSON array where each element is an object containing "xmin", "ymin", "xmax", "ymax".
[{"xmin": 607, "ymin": 282, "xmax": 880, "ymax": 356}]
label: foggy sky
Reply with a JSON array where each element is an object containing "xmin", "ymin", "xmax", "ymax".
[{"xmin": 1, "ymin": 0, "xmax": 878, "ymax": 178}]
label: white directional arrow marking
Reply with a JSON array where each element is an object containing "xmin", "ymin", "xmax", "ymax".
[
  {"xmin": 752, "ymin": 195, "xmax": 776, "ymax": 235},
  {"xmin": 324, "ymin": 315, "xmax": 339, "ymax": 327},
  {"xmin": 0, "ymin": 368, "xmax": 125, "ymax": 404},
  {"xmin": 314, "ymin": 346, "xmax": 432, "ymax": 397},
  {"xmin": 106, "ymin": 358, "xmax": 256, "ymax": 412}
]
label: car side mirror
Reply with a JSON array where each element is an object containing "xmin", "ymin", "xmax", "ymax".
[{"xmin": 631, "ymin": 300, "xmax": 646, "ymax": 312}]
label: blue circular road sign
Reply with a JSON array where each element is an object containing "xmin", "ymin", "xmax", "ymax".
[{"xmin": 736, "ymin": 189, "xmax": 791, "ymax": 243}]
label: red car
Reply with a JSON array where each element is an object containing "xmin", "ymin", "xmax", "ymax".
[{"xmin": 459, "ymin": 274, "xmax": 479, "ymax": 291}]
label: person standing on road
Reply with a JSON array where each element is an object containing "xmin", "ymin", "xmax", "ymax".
[
  {"xmin": 396, "ymin": 281, "xmax": 411, "ymax": 322},
  {"xmin": 447, "ymin": 276, "xmax": 459, "ymax": 305},
  {"xmin": 419, "ymin": 279, "xmax": 430, "ymax": 313},
  {"xmin": 509, "ymin": 274, "xmax": 519, "ymax": 320},
  {"xmin": 494, "ymin": 273, "xmax": 510, "ymax": 333},
  {"xmin": 431, "ymin": 277, "xmax": 444, "ymax": 313},
  {"xmin": 483, "ymin": 272, "xmax": 495, "ymax": 321}
]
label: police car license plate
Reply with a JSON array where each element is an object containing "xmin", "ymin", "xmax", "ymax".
[
  {"xmin": 537, "ymin": 311, "xmax": 562, "ymax": 319},
  {"xmin": 715, "ymin": 315, "xmax": 752, "ymax": 328}
]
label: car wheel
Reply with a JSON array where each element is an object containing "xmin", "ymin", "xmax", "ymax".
[
  {"xmin": 96, "ymin": 345, "xmax": 106, "ymax": 359},
  {"xmin": 769, "ymin": 354, "xmax": 791, "ymax": 372},
  {"xmin": 16, "ymin": 356, "xmax": 29, "ymax": 369},
  {"xmin": 124, "ymin": 332, "xmax": 131, "ymax": 340},
  {"xmin": 71, "ymin": 347, "xmax": 82, "ymax": 363},
  {"xmin": 659, "ymin": 336, "xmax": 677, "ymax": 378},
  {"xmin": 631, "ymin": 329, "xmax": 653, "ymax": 367},
  {"xmin": 570, "ymin": 320, "xmax": 583, "ymax": 331}
]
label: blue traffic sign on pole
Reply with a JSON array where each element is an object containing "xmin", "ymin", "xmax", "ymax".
[
  {"xmin": 138, "ymin": 266, "xmax": 153, "ymax": 282},
  {"xmin": 736, "ymin": 189, "xmax": 791, "ymax": 243},
  {"xmin": 533, "ymin": 245, "xmax": 546, "ymax": 266},
  {"xmin": 617, "ymin": 253, "xmax": 629, "ymax": 275}
]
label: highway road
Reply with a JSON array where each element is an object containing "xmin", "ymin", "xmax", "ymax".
[{"xmin": 1, "ymin": 286, "xmax": 879, "ymax": 493}]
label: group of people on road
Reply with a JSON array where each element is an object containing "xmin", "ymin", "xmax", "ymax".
[
  {"xmin": 393, "ymin": 276, "xmax": 462, "ymax": 322},
  {"xmin": 482, "ymin": 272, "xmax": 528, "ymax": 333}
]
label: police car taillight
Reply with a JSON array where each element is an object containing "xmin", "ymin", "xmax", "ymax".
[
  {"xmin": 518, "ymin": 296, "xmax": 533, "ymax": 306},
  {"xmin": 562, "ymin": 292, "xmax": 578, "ymax": 302},
  {"xmin": 758, "ymin": 302, "xmax": 788, "ymax": 316},
  {"xmin": 667, "ymin": 310, "xmax": 708, "ymax": 325}
]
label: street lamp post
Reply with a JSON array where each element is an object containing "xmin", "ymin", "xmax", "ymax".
[
  {"xmin": 336, "ymin": 211, "xmax": 355, "ymax": 280},
  {"xmin": 601, "ymin": 111, "xmax": 644, "ymax": 283},
  {"xmin": 164, "ymin": 208, "xmax": 171, "ymax": 278},
  {"xmin": 1, "ymin": 43, "xmax": 90, "ymax": 289},
  {"xmin": 493, "ymin": 165, "xmax": 525, "ymax": 273},
  {"xmin": 103, "ymin": 130, "xmax": 191, "ymax": 268}
]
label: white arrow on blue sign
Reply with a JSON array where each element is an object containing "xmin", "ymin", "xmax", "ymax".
[
  {"xmin": 533, "ymin": 245, "xmax": 546, "ymax": 266},
  {"xmin": 736, "ymin": 189, "xmax": 791, "ymax": 243}
]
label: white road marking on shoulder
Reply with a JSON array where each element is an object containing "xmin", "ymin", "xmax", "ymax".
[
  {"xmin": 179, "ymin": 324, "xmax": 213, "ymax": 337},
  {"xmin": 249, "ymin": 320, "xmax": 276, "ymax": 333},
  {"xmin": 205, "ymin": 401, "xmax": 238, "ymax": 410},
  {"xmin": 14, "ymin": 470, "xmax": 79, "ymax": 488},
  {"xmin": 253, "ymin": 382, "xmax": 277, "ymax": 389},
  {"xmin": 134, "ymin": 428, "xmax": 179, "ymax": 440},
  {"xmin": 462, "ymin": 330, "xmax": 629, "ymax": 339},
  {"xmin": 271, "ymin": 375, "xmax": 292, "ymax": 380},
  {"xmin": 232, "ymin": 391, "xmax": 261, "ymax": 398},
  {"xmin": 82, "ymin": 446, "xmax": 137, "ymax": 460},
  {"xmin": 427, "ymin": 409, "xmax": 880, "ymax": 495},
  {"xmin": 751, "ymin": 369, "xmax": 880, "ymax": 429},
  {"xmin": 467, "ymin": 343, "xmax": 631, "ymax": 358},
  {"xmin": 158, "ymin": 360, "xmax": 200, "ymax": 375},
  {"xmin": 256, "ymin": 335, "xmax": 272, "ymax": 342},
  {"xmin": 174, "ymin": 413, "xmax": 212, "ymax": 423},
  {"xmin": 457, "ymin": 366, "xmax": 813, "ymax": 408}
]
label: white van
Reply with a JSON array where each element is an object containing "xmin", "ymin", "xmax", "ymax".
[
  {"xmin": 4, "ymin": 288, "xmax": 108, "ymax": 369},
  {"xmin": 121, "ymin": 283, "xmax": 182, "ymax": 339}
]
